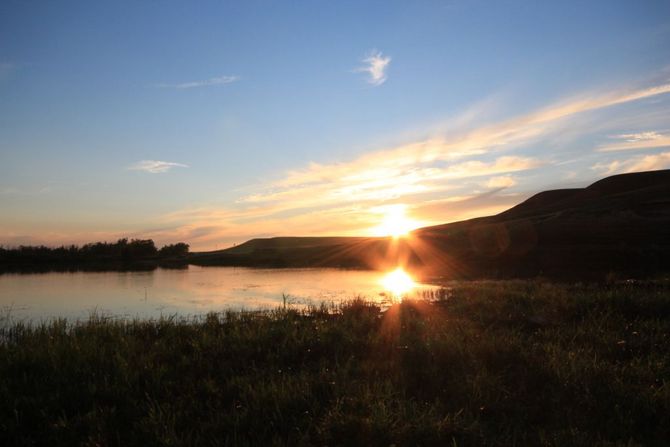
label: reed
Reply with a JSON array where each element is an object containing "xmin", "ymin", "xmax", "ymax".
[{"xmin": 1, "ymin": 280, "xmax": 669, "ymax": 446}]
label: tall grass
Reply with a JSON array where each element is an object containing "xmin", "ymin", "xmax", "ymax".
[{"xmin": 1, "ymin": 280, "xmax": 669, "ymax": 446}]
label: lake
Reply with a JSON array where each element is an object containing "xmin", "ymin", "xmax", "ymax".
[{"xmin": 0, "ymin": 266, "xmax": 440, "ymax": 323}]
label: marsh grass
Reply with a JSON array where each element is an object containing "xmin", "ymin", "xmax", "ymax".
[{"xmin": 1, "ymin": 280, "xmax": 669, "ymax": 446}]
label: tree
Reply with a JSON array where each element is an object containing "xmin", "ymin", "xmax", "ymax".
[{"xmin": 158, "ymin": 243, "xmax": 190, "ymax": 258}]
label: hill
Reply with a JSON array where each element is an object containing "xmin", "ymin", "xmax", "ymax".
[
  {"xmin": 190, "ymin": 236, "xmax": 387, "ymax": 269},
  {"xmin": 191, "ymin": 170, "xmax": 670, "ymax": 279}
]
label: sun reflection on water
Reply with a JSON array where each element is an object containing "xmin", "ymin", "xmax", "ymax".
[{"xmin": 380, "ymin": 267, "xmax": 416, "ymax": 298}]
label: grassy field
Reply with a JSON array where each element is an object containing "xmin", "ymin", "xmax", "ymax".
[{"xmin": 1, "ymin": 280, "xmax": 669, "ymax": 446}]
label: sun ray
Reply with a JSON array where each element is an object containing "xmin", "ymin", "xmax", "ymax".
[{"xmin": 371, "ymin": 204, "xmax": 422, "ymax": 238}]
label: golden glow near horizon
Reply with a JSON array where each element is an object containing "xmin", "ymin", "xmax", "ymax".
[
  {"xmin": 380, "ymin": 267, "xmax": 417, "ymax": 297},
  {"xmin": 371, "ymin": 204, "xmax": 421, "ymax": 238}
]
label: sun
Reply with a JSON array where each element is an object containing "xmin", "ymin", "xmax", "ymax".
[
  {"xmin": 371, "ymin": 204, "xmax": 420, "ymax": 238},
  {"xmin": 380, "ymin": 267, "xmax": 417, "ymax": 297}
]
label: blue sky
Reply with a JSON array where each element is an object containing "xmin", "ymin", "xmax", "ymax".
[{"xmin": 1, "ymin": 0, "xmax": 670, "ymax": 249}]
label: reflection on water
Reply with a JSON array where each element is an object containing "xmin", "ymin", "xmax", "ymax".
[
  {"xmin": 0, "ymin": 266, "xmax": 439, "ymax": 323},
  {"xmin": 380, "ymin": 268, "xmax": 416, "ymax": 298}
]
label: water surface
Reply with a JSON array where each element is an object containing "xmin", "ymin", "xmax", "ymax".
[{"xmin": 0, "ymin": 266, "xmax": 438, "ymax": 323}]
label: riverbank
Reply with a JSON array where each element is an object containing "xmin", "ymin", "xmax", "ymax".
[{"xmin": 1, "ymin": 280, "xmax": 669, "ymax": 445}]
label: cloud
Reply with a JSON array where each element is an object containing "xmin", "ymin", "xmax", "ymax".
[
  {"xmin": 127, "ymin": 160, "xmax": 189, "ymax": 174},
  {"xmin": 154, "ymin": 152, "xmax": 541, "ymax": 249},
  {"xmin": 592, "ymin": 151, "xmax": 670, "ymax": 175},
  {"xmin": 11, "ymin": 78, "xmax": 670, "ymax": 251},
  {"xmin": 437, "ymin": 157, "xmax": 541, "ymax": 180},
  {"xmin": 156, "ymin": 75, "xmax": 239, "ymax": 89},
  {"xmin": 617, "ymin": 131, "xmax": 664, "ymax": 142},
  {"xmin": 356, "ymin": 51, "xmax": 391, "ymax": 86},
  {"xmin": 486, "ymin": 175, "xmax": 517, "ymax": 189},
  {"xmin": 150, "ymin": 79, "xmax": 670, "ymax": 249},
  {"xmin": 411, "ymin": 190, "xmax": 525, "ymax": 224},
  {"xmin": 238, "ymin": 155, "xmax": 539, "ymax": 209},
  {"xmin": 625, "ymin": 151, "xmax": 670, "ymax": 172},
  {"xmin": 597, "ymin": 131, "xmax": 670, "ymax": 152},
  {"xmin": 277, "ymin": 83, "xmax": 670, "ymax": 190}
]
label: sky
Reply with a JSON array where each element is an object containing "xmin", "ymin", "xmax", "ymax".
[{"xmin": 1, "ymin": 0, "xmax": 670, "ymax": 250}]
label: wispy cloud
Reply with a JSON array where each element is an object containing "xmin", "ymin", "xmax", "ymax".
[
  {"xmin": 356, "ymin": 51, "xmax": 391, "ymax": 86},
  {"xmin": 486, "ymin": 175, "xmax": 517, "ymax": 189},
  {"xmin": 146, "ymin": 79, "xmax": 670, "ymax": 248},
  {"xmin": 127, "ymin": 160, "xmax": 189, "ymax": 174},
  {"xmin": 259, "ymin": 83, "xmax": 670, "ymax": 201},
  {"xmin": 597, "ymin": 130, "xmax": 670, "ymax": 152},
  {"xmin": 14, "ymin": 79, "xmax": 650, "ymax": 250},
  {"xmin": 617, "ymin": 131, "xmax": 664, "ymax": 142},
  {"xmin": 592, "ymin": 151, "xmax": 670, "ymax": 175},
  {"xmin": 156, "ymin": 75, "xmax": 239, "ymax": 89}
]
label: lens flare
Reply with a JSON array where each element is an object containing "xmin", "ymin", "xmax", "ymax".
[
  {"xmin": 371, "ymin": 204, "xmax": 420, "ymax": 238},
  {"xmin": 380, "ymin": 268, "xmax": 416, "ymax": 297}
]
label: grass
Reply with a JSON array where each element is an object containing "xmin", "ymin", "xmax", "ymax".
[{"xmin": 1, "ymin": 280, "xmax": 669, "ymax": 446}]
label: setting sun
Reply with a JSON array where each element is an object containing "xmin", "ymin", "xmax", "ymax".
[
  {"xmin": 372, "ymin": 205, "xmax": 420, "ymax": 238},
  {"xmin": 380, "ymin": 268, "xmax": 417, "ymax": 297}
]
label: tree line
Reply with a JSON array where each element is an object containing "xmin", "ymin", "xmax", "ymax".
[{"xmin": 0, "ymin": 238, "xmax": 190, "ymax": 269}]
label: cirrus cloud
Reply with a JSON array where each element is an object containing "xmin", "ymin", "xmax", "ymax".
[
  {"xmin": 156, "ymin": 75, "xmax": 239, "ymax": 89},
  {"xmin": 21, "ymin": 78, "xmax": 669, "ymax": 250},
  {"xmin": 592, "ymin": 151, "xmax": 670, "ymax": 175},
  {"xmin": 486, "ymin": 175, "xmax": 518, "ymax": 189},
  {"xmin": 156, "ymin": 79, "xmax": 670, "ymax": 248},
  {"xmin": 127, "ymin": 160, "xmax": 189, "ymax": 174},
  {"xmin": 597, "ymin": 130, "xmax": 670, "ymax": 152}
]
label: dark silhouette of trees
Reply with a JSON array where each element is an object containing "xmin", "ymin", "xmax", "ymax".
[
  {"xmin": 158, "ymin": 243, "xmax": 189, "ymax": 258},
  {"xmin": 0, "ymin": 238, "xmax": 189, "ymax": 272},
  {"xmin": 78, "ymin": 238, "xmax": 157, "ymax": 260}
]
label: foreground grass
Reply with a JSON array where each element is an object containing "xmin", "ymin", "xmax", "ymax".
[{"xmin": 1, "ymin": 281, "xmax": 670, "ymax": 446}]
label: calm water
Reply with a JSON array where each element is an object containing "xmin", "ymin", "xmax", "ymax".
[{"xmin": 0, "ymin": 266, "xmax": 439, "ymax": 323}]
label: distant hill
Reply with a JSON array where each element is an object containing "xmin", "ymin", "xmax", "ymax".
[
  {"xmin": 191, "ymin": 170, "xmax": 670, "ymax": 279},
  {"xmin": 190, "ymin": 236, "xmax": 385, "ymax": 269}
]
